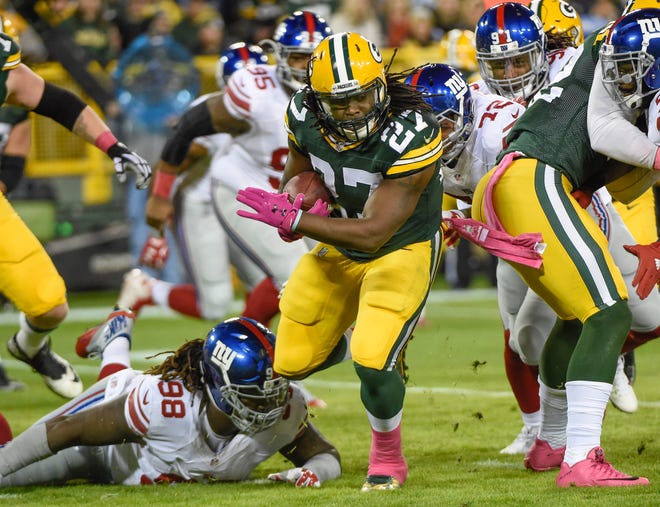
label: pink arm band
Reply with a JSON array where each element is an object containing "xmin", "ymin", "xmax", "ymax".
[
  {"xmin": 151, "ymin": 171, "xmax": 177, "ymax": 199},
  {"xmin": 95, "ymin": 131, "xmax": 118, "ymax": 153}
]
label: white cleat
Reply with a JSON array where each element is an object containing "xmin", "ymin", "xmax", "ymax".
[
  {"xmin": 76, "ymin": 308, "xmax": 135, "ymax": 359},
  {"xmin": 500, "ymin": 424, "xmax": 540, "ymax": 454},
  {"xmin": 117, "ymin": 269, "xmax": 154, "ymax": 314},
  {"xmin": 610, "ymin": 355, "xmax": 638, "ymax": 413}
]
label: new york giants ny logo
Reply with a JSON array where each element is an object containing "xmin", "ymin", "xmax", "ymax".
[
  {"xmin": 637, "ymin": 17, "xmax": 660, "ymax": 36},
  {"xmin": 210, "ymin": 341, "xmax": 237, "ymax": 370}
]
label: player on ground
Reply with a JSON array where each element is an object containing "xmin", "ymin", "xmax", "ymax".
[
  {"xmin": 0, "ymin": 313, "xmax": 340, "ymax": 486},
  {"xmin": 236, "ymin": 32, "xmax": 444, "ymax": 491}
]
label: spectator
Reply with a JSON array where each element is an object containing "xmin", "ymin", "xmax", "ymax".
[
  {"xmin": 581, "ymin": 0, "xmax": 621, "ymax": 35},
  {"xmin": 330, "ymin": 0, "xmax": 383, "ymax": 47},
  {"xmin": 380, "ymin": 0, "xmax": 410, "ymax": 48},
  {"xmin": 172, "ymin": 0, "xmax": 224, "ymax": 54},
  {"xmin": 388, "ymin": 5, "xmax": 442, "ymax": 73}
]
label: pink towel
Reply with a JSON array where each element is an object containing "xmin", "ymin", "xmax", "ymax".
[{"xmin": 447, "ymin": 152, "xmax": 546, "ymax": 268}]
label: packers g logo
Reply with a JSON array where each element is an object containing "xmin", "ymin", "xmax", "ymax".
[
  {"xmin": 367, "ymin": 39, "xmax": 382, "ymax": 64},
  {"xmin": 558, "ymin": 0, "xmax": 577, "ymax": 18}
]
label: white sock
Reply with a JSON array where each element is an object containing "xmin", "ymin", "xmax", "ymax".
[
  {"xmin": 521, "ymin": 410, "xmax": 541, "ymax": 427},
  {"xmin": 538, "ymin": 381, "xmax": 567, "ymax": 449},
  {"xmin": 152, "ymin": 280, "xmax": 174, "ymax": 307},
  {"xmin": 563, "ymin": 380, "xmax": 611, "ymax": 466},
  {"xmin": 15, "ymin": 313, "xmax": 51, "ymax": 357},
  {"xmin": 100, "ymin": 337, "xmax": 131, "ymax": 371}
]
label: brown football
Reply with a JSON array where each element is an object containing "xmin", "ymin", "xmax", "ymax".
[{"xmin": 283, "ymin": 171, "xmax": 333, "ymax": 211}]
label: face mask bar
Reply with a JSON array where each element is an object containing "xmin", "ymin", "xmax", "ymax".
[{"xmin": 601, "ymin": 46, "xmax": 655, "ymax": 109}]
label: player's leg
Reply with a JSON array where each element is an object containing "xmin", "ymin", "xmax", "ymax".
[{"xmin": 1, "ymin": 194, "xmax": 81, "ymax": 398}]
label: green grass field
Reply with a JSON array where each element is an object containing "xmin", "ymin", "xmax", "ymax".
[{"xmin": 1, "ymin": 289, "xmax": 660, "ymax": 506}]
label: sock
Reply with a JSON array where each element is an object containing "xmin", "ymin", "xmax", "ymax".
[
  {"xmin": 366, "ymin": 413, "xmax": 407, "ymax": 483},
  {"xmin": 165, "ymin": 284, "xmax": 202, "ymax": 318},
  {"xmin": 0, "ymin": 413, "xmax": 12, "ymax": 445},
  {"xmin": 242, "ymin": 277, "xmax": 280, "ymax": 327},
  {"xmin": 97, "ymin": 337, "xmax": 131, "ymax": 380},
  {"xmin": 538, "ymin": 381, "xmax": 567, "ymax": 449},
  {"xmin": 503, "ymin": 329, "xmax": 541, "ymax": 414},
  {"xmin": 563, "ymin": 380, "xmax": 611, "ymax": 466},
  {"xmin": 622, "ymin": 325, "xmax": 660, "ymax": 353},
  {"xmin": 521, "ymin": 410, "xmax": 541, "ymax": 428},
  {"xmin": 15, "ymin": 313, "xmax": 53, "ymax": 357}
]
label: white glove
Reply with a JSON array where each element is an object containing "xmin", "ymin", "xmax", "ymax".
[
  {"xmin": 267, "ymin": 467, "xmax": 321, "ymax": 488},
  {"xmin": 107, "ymin": 142, "xmax": 152, "ymax": 189}
]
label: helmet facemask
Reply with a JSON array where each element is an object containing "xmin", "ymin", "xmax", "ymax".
[
  {"xmin": 601, "ymin": 45, "xmax": 657, "ymax": 109},
  {"xmin": 437, "ymin": 105, "xmax": 473, "ymax": 164}
]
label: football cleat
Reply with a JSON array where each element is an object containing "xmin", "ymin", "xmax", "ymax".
[
  {"xmin": 361, "ymin": 475, "xmax": 402, "ymax": 492},
  {"xmin": 556, "ymin": 447, "xmax": 650, "ymax": 487},
  {"xmin": 622, "ymin": 350, "xmax": 636, "ymax": 385},
  {"xmin": 610, "ymin": 355, "xmax": 638, "ymax": 413},
  {"xmin": 76, "ymin": 308, "xmax": 135, "ymax": 359},
  {"xmin": 0, "ymin": 362, "xmax": 24, "ymax": 391},
  {"xmin": 524, "ymin": 438, "xmax": 565, "ymax": 471},
  {"xmin": 117, "ymin": 268, "xmax": 154, "ymax": 314},
  {"xmin": 7, "ymin": 335, "xmax": 82, "ymax": 399},
  {"xmin": 500, "ymin": 424, "xmax": 540, "ymax": 454}
]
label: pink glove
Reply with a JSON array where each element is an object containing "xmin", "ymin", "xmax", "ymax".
[
  {"xmin": 441, "ymin": 210, "xmax": 465, "ymax": 248},
  {"xmin": 624, "ymin": 242, "xmax": 660, "ymax": 299},
  {"xmin": 139, "ymin": 234, "xmax": 169, "ymax": 269},
  {"xmin": 236, "ymin": 187, "xmax": 304, "ymax": 239},
  {"xmin": 279, "ymin": 198, "xmax": 332, "ymax": 242},
  {"xmin": 267, "ymin": 467, "xmax": 321, "ymax": 488}
]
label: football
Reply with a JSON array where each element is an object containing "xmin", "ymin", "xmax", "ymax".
[{"xmin": 283, "ymin": 171, "xmax": 333, "ymax": 211}]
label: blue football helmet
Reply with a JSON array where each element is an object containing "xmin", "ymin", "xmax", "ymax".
[
  {"xmin": 216, "ymin": 42, "xmax": 269, "ymax": 89},
  {"xmin": 600, "ymin": 8, "xmax": 660, "ymax": 109},
  {"xmin": 261, "ymin": 10, "xmax": 333, "ymax": 90},
  {"xmin": 405, "ymin": 64, "xmax": 473, "ymax": 164},
  {"xmin": 200, "ymin": 317, "xmax": 290, "ymax": 435},
  {"xmin": 475, "ymin": 2, "xmax": 548, "ymax": 102}
]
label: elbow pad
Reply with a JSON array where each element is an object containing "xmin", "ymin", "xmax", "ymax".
[
  {"xmin": 160, "ymin": 101, "xmax": 215, "ymax": 166},
  {"xmin": 0, "ymin": 155, "xmax": 25, "ymax": 193}
]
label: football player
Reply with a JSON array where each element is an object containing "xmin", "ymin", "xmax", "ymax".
[
  {"xmin": 0, "ymin": 16, "xmax": 150, "ymax": 399},
  {"xmin": 0, "ymin": 313, "xmax": 341, "ymax": 487},
  {"xmin": 469, "ymin": 8, "xmax": 660, "ymax": 487},
  {"xmin": 236, "ymin": 32, "xmax": 443, "ymax": 491}
]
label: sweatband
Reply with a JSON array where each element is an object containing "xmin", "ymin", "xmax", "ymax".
[
  {"xmin": 95, "ymin": 131, "xmax": 118, "ymax": 154},
  {"xmin": 160, "ymin": 101, "xmax": 215, "ymax": 166},
  {"xmin": 151, "ymin": 170, "xmax": 177, "ymax": 199},
  {"xmin": 302, "ymin": 452, "xmax": 341, "ymax": 483},
  {"xmin": 0, "ymin": 155, "xmax": 25, "ymax": 193},
  {"xmin": 0, "ymin": 422, "xmax": 53, "ymax": 476},
  {"xmin": 33, "ymin": 82, "xmax": 87, "ymax": 131},
  {"xmin": 291, "ymin": 209, "xmax": 303, "ymax": 231}
]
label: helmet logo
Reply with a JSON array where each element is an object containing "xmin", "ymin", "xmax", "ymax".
[
  {"xmin": 445, "ymin": 73, "xmax": 468, "ymax": 99},
  {"xmin": 210, "ymin": 340, "xmax": 237, "ymax": 371},
  {"xmin": 368, "ymin": 39, "xmax": 382, "ymax": 63},
  {"xmin": 637, "ymin": 17, "xmax": 660, "ymax": 36},
  {"xmin": 558, "ymin": 1, "xmax": 577, "ymax": 18}
]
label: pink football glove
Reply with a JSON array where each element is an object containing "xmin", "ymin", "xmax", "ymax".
[
  {"xmin": 441, "ymin": 210, "xmax": 465, "ymax": 248},
  {"xmin": 236, "ymin": 187, "xmax": 304, "ymax": 239},
  {"xmin": 624, "ymin": 242, "xmax": 660, "ymax": 299},
  {"xmin": 140, "ymin": 234, "xmax": 169, "ymax": 269},
  {"xmin": 279, "ymin": 198, "xmax": 332, "ymax": 242},
  {"xmin": 267, "ymin": 467, "xmax": 321, "ymax": 488}
]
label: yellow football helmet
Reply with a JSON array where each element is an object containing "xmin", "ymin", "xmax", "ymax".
[
  {"xmin": 528, "ymin": 0, "xmax": 583, "ymax": 48},
  {"xmin": 438, "ymin": 29, "xmax": 478, "ymax": 75},
  {"xmin": 0, "ymin": 12, "xmax": 19, "ymax": 42},
  {"xmin": 622, "ymin": 0, "xmax": 660, "ymax": 14},
  {"xmin": 308, "ymin": 32, "xmax": 390, "ymax": 143}
]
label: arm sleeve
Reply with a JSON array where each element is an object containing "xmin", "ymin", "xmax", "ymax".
[{"xmin": 587, "ymin": 64, "xmax": 658, "ymax": 168}]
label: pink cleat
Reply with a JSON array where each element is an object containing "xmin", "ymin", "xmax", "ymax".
[
  {"xmin": 556, "ymin": 447, "xmax": 649, "ymax": 487},
  {"xmin": 524, "ymin": 438, "xmax": 565, "ymax": 471}
]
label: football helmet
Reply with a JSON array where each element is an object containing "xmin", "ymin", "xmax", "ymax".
[
  {"xmin": 405, "ymin": 64, "xmax": 473, "ymax": 164},
  {"xmin": 0, "ymin": 13, "xmax": 18, "ymax": 42},
  {"xmin": 438, "ymin": 29, "xmax": 478, "ymax": 75},
  {"xmin": 475, "ymin": 2, "xmax": 548, "ymax": 102},
  {"xmin": 622, "ymin": 0, "xmax": 660, "ymax": 15},
  {"xmin": 200, "ymin": 317, "xmax": 290, "ymax": 435},
  {"xmin": 216, "ymin": 42, "xmax": 269, "ymax": 89},
  {"xmin": 600, "ymin": 8, "xmax": 660, "ymax": 109},
  {"xmin": 261, "ymin": 10, "xmax": 332, "ymax": 91},
  {"xmin": 528, "ymin": 0, "xmax": 583, "ymax": 48},
  {"xmin": 308, "ymin": 32, "xmax": 390, "ymax": 143}
]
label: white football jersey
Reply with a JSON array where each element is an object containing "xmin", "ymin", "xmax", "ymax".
[
  {"xmin": 99, "ymin": 369, "xmax": 307, "ymax": 485},
  {"xmin": 442, "ymin": 90, "xmax": 525, "ymax": 201},
  {"xmin": 210, "ymin": 64, "xmax": 291, "ymax": 193}
]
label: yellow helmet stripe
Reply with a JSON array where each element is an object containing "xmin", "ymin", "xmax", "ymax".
[{"xmin": 329, "ymin": 33, "xmax": 353, "ymax": 83}]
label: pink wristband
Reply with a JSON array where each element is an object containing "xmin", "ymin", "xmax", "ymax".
[
  {"xmin": 654, "ymin": 147, "xmax": 660, "ymax": 171},
  {"xmin": 95, "ymin": 131, "xmax": 118, "ymax": 153},
  {"xmin": 151, "ymin": 170, "xmax": 177, "ymax": 199}
]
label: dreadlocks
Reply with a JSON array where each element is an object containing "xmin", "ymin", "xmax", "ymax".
[
  {"xmin": 385, "ymin": 71, "xmax": 433, "ymax": 116},
  {"xmin": 144, "ymin": 339, "xmax": 205, "ymax": 397}
]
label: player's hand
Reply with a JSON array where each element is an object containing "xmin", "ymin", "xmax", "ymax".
[
  {"xmin": 570, "ymin": 188, "xmax": 594, "ymax": 209},
  {"xmin": 145, "ymin": 194, "xmax": 174, "ymax": 231},
  {"xmin": 236, "ymin": 187, "xmax": 304, "ymax": 239},
  {"xmin": 624, "ymin": 242, "xmax": 660, "ymax": 299},
  {"xmin": 441, "ymin": 210, "xmax": 465, "ymax": 248},
  {"xmin": 279, "ymin": 198, "xmax": 332, "ymax": 242},
  {"xmin": 107, "ymin": 142, "xmax": 152, "ymax": 189},
  {"xmin": 140, "ymin": 234, "xmax": 169, "ymax": 269},
  {"xmin": 267, "ymin": 467, "xmax": 321, "ymax": 488}
]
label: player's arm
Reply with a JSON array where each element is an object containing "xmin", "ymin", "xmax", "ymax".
[
  {"xmin": 296, "ymin": 162, "xmax": 437, "ymax": 252},
  {"xmin": 278, "ymin": 140, "xmax": 315, "ymax": 192},
  {"xmin": 0, "ymin": 115, "xmax": 30, "ymax": 194},
  {"xmin": 267, "ymin": 420, "xmax": 341, "ymax": 487},
  {"xmin": 0, "ymin": 395, "xmax": 143, "ymax": 478}
]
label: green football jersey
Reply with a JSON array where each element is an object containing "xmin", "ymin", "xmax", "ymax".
[
  {"xmin": 500, "ymin": 30, "xmax": 609, "ymax": 188},
  {"xmin": 286, "ymin": 89, "xmax": 444, "ymax": 261},
  {"xmin": 0, "ymin": 33, "xmax": 21, "ymax": 104}
]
